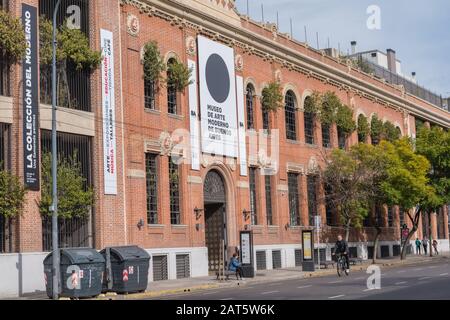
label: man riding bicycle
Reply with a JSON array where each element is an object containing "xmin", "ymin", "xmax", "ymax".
[{"xmin": 332, "ymin": 235, "xmax": 350, "ymax": 273}]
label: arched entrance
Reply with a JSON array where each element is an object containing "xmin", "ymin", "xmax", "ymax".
[{"xmin": 203, "ymin": 170, "xmax": 227, "ymax": 272}]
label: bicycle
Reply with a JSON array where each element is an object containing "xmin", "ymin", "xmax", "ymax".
[{"xmin": 334, "ymin": 253, "xmax": 349, "ymax": 277}]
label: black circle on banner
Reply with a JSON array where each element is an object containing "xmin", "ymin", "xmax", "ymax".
[{"xmin": 205, "ymin": 53, "xmax": 230, "ymax": 103}]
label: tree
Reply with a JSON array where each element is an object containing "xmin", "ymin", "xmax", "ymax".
[
  {"xmin": 357, "ymin": 114, "xmax": 370, "ymax": 143},
  {"xmin": 261, "ymin": 81, "xmax": 283, "ymax": 113},
  {"xmin": 166, "ymin": 59, "xmax": 193, "ymax": 92},
  {"xmin": 0, "ymin": 9, "xmax": 26, "ymax": 63},
  {"xmin": 415, "ymin": 126, "xmax": 450, "ymax": 256},
  {"xmin": 0, "ymin": 170, "xmax": 26, "ymax": 219},
  {"xmin": 370, "ymin": 115, "xmax": 384, "ymax": 145},
  {"xmin": 39, "ymin": 18, "xmax": 102, "ymax": 108},
  {"xmin": 374, "ymin": 139, "xmax": 435, "ymax": 260},
  {"xmin": 39, "ymin": 152, "xmax": 94, "ymax": 219},
  {"xmin": 142, "ymin": 40, "xmax": 165, "ymax": 85},
  {"xmin": 321, "ymin": 146, "xmax": 374, "ymax": 241}
]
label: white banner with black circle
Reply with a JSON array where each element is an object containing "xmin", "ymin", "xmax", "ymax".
[{"xmin": 198, "ymin": 36, "xmax": 238, "ymax": 158}]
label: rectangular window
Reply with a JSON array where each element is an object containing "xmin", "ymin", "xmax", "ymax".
[
  {"xmin": 0, "ymin": 51, "xmax": 9, "ymax": 97},
  {"xmin": 262, "ymin": 109, "xmax": 270, "ymax": 132},
  {"xmin": 144, "ymin": 78, "xmax": 156, "ymax": 110},
  {"xmin": 0, "ymin": 123, "xmax": 10, "ymax": 170},
  {"xmin": 387, "ymin": 206, "xmax": 394, "ymax": 227},
  {"xmin": 322, "ymin": 124, "xmax": 331, "ymax": 148},
  {"xmin": 169, "ymin": 157, "xmax": 181, "ymax": 225},
  {"xmin": 399, "ymin": 208, "xmax": 405, "ymax": 227},
  {"xmin": 324, "ymin": 183, "xmax": 333, "ymax": 226},
  {"xmin": 288, "ymin": 173, "xmax": 300, "ymax": 226},
  {"xmin": 338, "ymin": 128, "xmax": 346, "ymax": 149},
  {"xmin": 304, "ymin": 112, "xmax": 315, "ymax": 144},
  {"xmin": 145, "ymin": 153, "xmax": 158, "ymax": 224},
  {"xmin": 307, "ymin": 175, "xmax": 317, "ymax": 226},
  {"xmin": 167, "ymin": 84, "xmax": 177, "ymax": 114},
  {"xmin": 249, "ymin": 167, "xmax": 258, "ymax": 225},
  {"xmin": 265, "ymin": 175, "xmax": 273, "ymax": 225}
]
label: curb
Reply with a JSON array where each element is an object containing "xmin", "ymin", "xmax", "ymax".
[{"xmin": 97, "ymin": 283, "xmax": 222, "ymax": 300}]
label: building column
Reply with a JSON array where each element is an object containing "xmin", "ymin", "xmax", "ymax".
[
  {"xmin": 299, "ymin": 174, "xmax": 309, "ymax": 226},
  {"xmin": 443, "ymin": 206, "xmax": 449, "ymax": 240},
  {"xmin": 430, "ymin": 211, "xmax": 438, "ymax": 240}
]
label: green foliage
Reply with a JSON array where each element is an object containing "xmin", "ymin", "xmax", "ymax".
[
  {"xmin": 0, "ymin": 170, "xmax": 26, "ymax": 218},
  {"xmin": 39, "ymin": 18, "xmax": 102, "ymax": 70},
  {"xmin": 416, "ymin": 126, "xmax": 450, "ymax": 209},
  {"xmin": 303, "ymin": 91, "xmax": 321, "ymax": 114},
  {"xmin": 167, "ymin": 59, "xmax": 193, "ymax": 92},
  {"xmin": 354, "ymin": 58, "xmax": 374, "ymax": 74},
  {"xmin": 303, "ymin": 91, "xmax": 341, "ymax": 125},
  {"xmin": 382, "ymin": 121, "xmax": 400, "ymax": 142},
  {"xmin": 335, "ymin": 104, "xmax": 356, "ymax": 135},
  {"xmin": 357, "ymin": 114, "xmax": 370, "ymax": 142},
  {"xmin": 370, "ymin": 114, "xmax": 384, "ymax": 144},
  {"xmin": 0, "ymin": 9, "xmax": 27, "ymax": 63},
  {"xmin": 143, "ymin": 41, "xmax": 165, "ymax": 84},
  {"xmin": 39, "ymin": 152, "xmax": 94, "ymax": 219},
  {"xmin": 377, "ymin": 139, "xmax": 434, "ymax": 210},
  {"xmin": 261, "ymin": 81, "xmax": 283, "ymax": 112}
]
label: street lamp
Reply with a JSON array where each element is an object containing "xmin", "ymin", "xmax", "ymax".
[{"xmin": 51, "ymin": 0, "xmax": 62, "ymax": 300}]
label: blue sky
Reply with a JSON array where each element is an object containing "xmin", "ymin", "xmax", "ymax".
[{"xmin": 235, "ymin": 0, "xmax": 450, "ymax": 97}]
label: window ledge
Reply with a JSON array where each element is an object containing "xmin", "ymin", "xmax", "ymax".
[
  {"xmin": 168, "ymin": 113, "xmax": 184, "ymax": 120},
  {"xmin": 305, "ymin": 143, "xmax": 318, "ymax": 149},
  {"xmin": 148, "ymin": 224, "xmax": 165, "ymax": 228},
  {"xmin": 286, "ymin": 139, "xmax": 300, "ymax": 144},
  {"xmin": 144, "ymin": 108, "xmax": 161, "ymax": 115},
  {"xmin": 171, "ymin": 224, "xmax": 188, "ymax": 228}
]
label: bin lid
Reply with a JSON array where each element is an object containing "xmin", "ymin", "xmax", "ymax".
[
  {"xmin": 44, "ymin": 248, "xmax": 105, "ymax": 265},
  {"xmin": 101, "ymin": 246, "xmax": 150, "ymax": 262}
]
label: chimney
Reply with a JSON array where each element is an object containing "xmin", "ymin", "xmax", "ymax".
[
  {"xmin": 411, "ymin": 72, "xmax": 417, "ymax": 83},
  {"xmin": 386, "ymin": 49, "xmax": 397, "ymax": 73},
  {"xmin": 351, "ymin": 41, "xmax": 357, "ymax": 54}
]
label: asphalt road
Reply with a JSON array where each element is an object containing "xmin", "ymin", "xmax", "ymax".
[{"xmin": 152, "ymin": 259, "xmax": 450, "ymax": 300}]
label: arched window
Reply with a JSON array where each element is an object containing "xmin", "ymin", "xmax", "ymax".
[
  {"xmin": 167, "ymin": 58, "xmax": 177, "ymax": 114},
  {"xmin": 285, "ymin": 91, "xmax": 297, "ymax": 140},
  {"xmin": 144, "ymin": 69, "xmax": 156, "ymax": 110},
  {"xmin": 246, "ymin": 85, "xmax": 255, "ymax": 129},
  {"xmin": 395, "ymin": 126, "xmax": 402, "ymax": 138},
  {"xmin": 303, "ymin": 97, "xmax": 315, "ymax": 144},
  {"xmin": 357, "ymin": 114, "xmax": 369, "ymax": 143}
]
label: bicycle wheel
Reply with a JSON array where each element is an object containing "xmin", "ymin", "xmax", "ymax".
[{"xmin": 336, "ymin": 260, "xmax": 342, "ymax": 277}]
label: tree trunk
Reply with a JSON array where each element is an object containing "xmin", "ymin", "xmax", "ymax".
[
  {"xmin": 372, "ymin": 226, "xmax": 382, "ymax": 264},
  {"xmin": 345, "ymin": 219, "xmax": 351, "ymax": 243},
  {"xmin": 429, "ymin": 211, "xmax": 433, "ymax": 257},
  {"xmin": 401, "ymin": 208, "xmax": 421, "ymax": 260}
]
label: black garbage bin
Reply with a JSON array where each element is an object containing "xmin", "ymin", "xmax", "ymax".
[
  {"xmin": 43, "ymin": 248, "xmax": 105, "ymax": 299},
  {"xmin": 100, "ymin": 246, "xmax": 150, "ymax": 294}
]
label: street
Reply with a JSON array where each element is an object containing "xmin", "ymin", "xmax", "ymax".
[{"xmin": 151, "ymin": 259, "xmax": 450, "ymax": 300}]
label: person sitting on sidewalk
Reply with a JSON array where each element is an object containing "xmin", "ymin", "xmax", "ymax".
[
  {"xmin": 229, "ymin": 253, "xmax": 244, "ymax": 280},
  {"xmin": 432, "ymin": 239, "xmax": 439, "ymax": 255},
  {"xmin": 415, "ymin": 238, "xmax": 422, "ymax": 255}
]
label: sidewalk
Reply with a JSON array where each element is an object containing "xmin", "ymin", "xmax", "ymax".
[{"xmin": 6, "ymin": 253, "xmax": 448, "ymax": 300}]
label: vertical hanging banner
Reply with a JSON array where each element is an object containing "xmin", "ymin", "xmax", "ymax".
[
  {"xmin": 188, "ymin": 59, "xmax": 200, "ymax": 171},
  {"xmin": 236, "ymin": 76, "xmax": 247, "ymax": 176},
  {"xmin": 100, "ymin": 29, "xmax": 117, "ymax": 195},
  {"xmin": 22, "ymin": 4, "xmax": 40, "ymax": 191},
  {"xmin": 197, "ymin": 36, "xmax": 238, "ymax": 158}
]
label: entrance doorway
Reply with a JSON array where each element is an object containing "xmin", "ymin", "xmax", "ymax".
[{"xmin": 203, "ymin": 170, "xmax": 227, "ymax": 272}]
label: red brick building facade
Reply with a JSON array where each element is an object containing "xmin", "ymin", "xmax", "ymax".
[{"xmin": 0, "ymin": 0, "xmax": 449, "ymax": 295}]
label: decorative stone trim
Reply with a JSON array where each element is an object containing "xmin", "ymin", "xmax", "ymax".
[
  {"xmin": 237, "ymin": 181, "xmax": 249, "ymax": 189},
  {"xmin": 187, "ymin": 175, "xmax": 203, "ymax": 184},
  {"xmin": 277, "ymin": 184, "xmax": 288, "ymax": 192},
  {"xmin": 127, "ymin": 169, "xmax": 146, "ymax": 178},
  {"xmin": 287, "ymin": 162, "xmax": 305, "ymax": 174}
]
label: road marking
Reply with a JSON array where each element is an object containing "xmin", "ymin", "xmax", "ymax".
[
  {"xmin": 413, "ymin": 268, "xmax": 423, "ymax": 271},
  {"xmin": 202, "ymin": 291, "xmax": 220, "ymax": 295},
  {"xmin": 397, "ymin": 270, "xmax": 406, "ymax": 273},
  {"xmin": 267, "ymin": 283, "xmax": 279, "ymax": 286},
  {"xmin": 261, "ymin": 290, "xmax": 279, "ymax": 295},
  {"xmin": 240, "ymin": 286, "xmax": 255, "ymax": 290},
  {"xmin": 297, "ymin": 285, "xmax": 312, "ymax": 289},
  {"xmin": 220, "ymin": 298, "xmax": 233, "ymax": 300},
  {"xmin": 328, "ymin": 295, "xmax": 345, "ymax": 299},
  {"xmin": 418, "ymin": 276, "xmax": 431, "ymax": 281},
  {"xmin": 427, "ymin": 266, "xmax": 437, "ymax": 269},
  {"xmin": 328, "ymin": 280, "xmax": 343, "ymax": 284},
  {"xmin": 439, "ymin": 273, "xmax": 448, "ymax": 276},
  {"xmin": 381, "ymin": 273, "xmax": 387, "ymax": 276},
  {"xmin": 363, "ymin": 288, "xmax": 375, "ymax": 292},
  {"xmin": 395, "ymin": 281, "xmax": 407, "ymax": 285},
  {"xmin": 355, "ymin": 277, "xmax": 365, "ymax": 280}
]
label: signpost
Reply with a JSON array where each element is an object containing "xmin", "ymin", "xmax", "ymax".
[
  {"xmin": 315, "ymin": 216, "xmax": 321, "ymax": 269},
  {"xmin": 240, "ymin": 231, "xmax": 255, "ymax": 278},
  {"xmin": 401, "ymin": 224, "xmax": 409, "ymax": 248},
  {"xmin": 302, "ymin": 230, "xmax": 315, "ymax": 272}
]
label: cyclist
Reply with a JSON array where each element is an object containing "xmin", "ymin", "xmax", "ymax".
[{"xmin": 332, "ymin": 235, "xmax": 350, "ymax": 273}]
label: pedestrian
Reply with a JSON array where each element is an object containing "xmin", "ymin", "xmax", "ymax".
[
  {"xmin": 415, "ymin": 238, "xmax": 422, "ymax": 255},
  {"xmin": 229, "ymin": 253, "xmax": 244, "ymax": 280},
  {"xmin": 432, "ymin": 239, "xmax": 439, "ymax": 255},
  {"xmin": 422, "ymin": 237, "xmax": 429, "ymax": 255}
]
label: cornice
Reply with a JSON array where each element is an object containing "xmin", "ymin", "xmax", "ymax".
[{"xmin": 120, "ymin": 0, "xmax": 449, "ymax": 128}]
